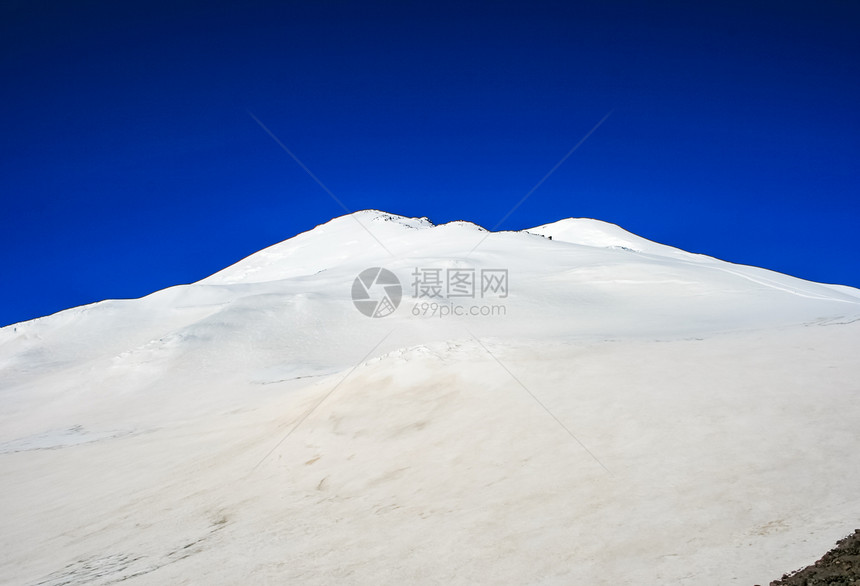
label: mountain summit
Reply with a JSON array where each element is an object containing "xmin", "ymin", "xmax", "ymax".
[{"xmin": 2, "ymin": 211, "xmax": 859, "ymax": 585}]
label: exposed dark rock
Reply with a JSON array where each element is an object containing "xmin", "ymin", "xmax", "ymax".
[{"xmin": 769, "ymin": 529, "xmax": 860, "ymax": 586}]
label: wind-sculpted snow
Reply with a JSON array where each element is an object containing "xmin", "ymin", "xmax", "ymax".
[{"xmin": 1, "ymin": 210, "xmax": 859, "ymax": 584}]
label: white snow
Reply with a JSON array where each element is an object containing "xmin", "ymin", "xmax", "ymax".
[{"xmin": 1, "ymin": 210, "xmax": 859, "ymax": 585}]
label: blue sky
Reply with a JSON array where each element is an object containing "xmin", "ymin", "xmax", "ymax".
[{"xmin": 2, "ymin": 1, "xmax": 858, "ymax": 327}]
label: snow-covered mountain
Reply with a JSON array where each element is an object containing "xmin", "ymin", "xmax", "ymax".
[{"xmin": 1, "ymin": 210, "xmax": 859, "ymax": 585}]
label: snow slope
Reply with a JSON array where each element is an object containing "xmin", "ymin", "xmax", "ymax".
[{"xmin": 1, "ymin": 210, "xmax": 859, "ymax": 585}]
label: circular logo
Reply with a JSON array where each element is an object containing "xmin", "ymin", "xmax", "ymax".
[{"xmin": 352, "ymin": 267, "xmax": 402, "ymax": 318}]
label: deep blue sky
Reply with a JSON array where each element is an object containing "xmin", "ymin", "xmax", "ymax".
[{"xmin": 2, "ymin": 1, "xmax": 858, "ymax": 327}]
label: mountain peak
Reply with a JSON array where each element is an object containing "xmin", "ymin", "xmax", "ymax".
[
  {"xmin": 525, "ymin": 217, "xmax": 697, "ymax": 259},
  {"xmin": 337, "ymin": 209, "xmax": 434, "ymax": 230}
]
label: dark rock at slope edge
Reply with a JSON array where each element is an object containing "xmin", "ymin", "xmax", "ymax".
[{"xmin": 767, "ymin": 529, "xmax": 860, "ymax": 586}]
